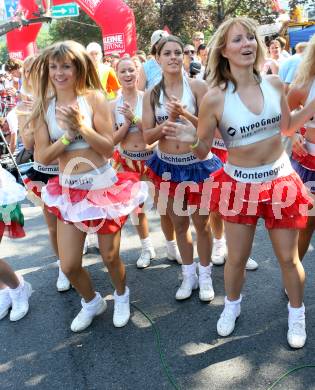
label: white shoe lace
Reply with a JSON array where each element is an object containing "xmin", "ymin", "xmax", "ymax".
[
  {"xmin": 289, "ymin": 320, "xmax": 305, "ymax": 336},
  {"xmin": 137, "ymin": 250, "xmax": 152, "ymax": 267},
  {"xmin": 199, "ymin": 278, "xmax": 213, "ymax": 291},
  {"xmin": 213, "ymin": 241, "xmax": 226, "ymax": 257},
  {"xmin": 218, "ymin": 306, "xmax": 238, "ymax": 332}
]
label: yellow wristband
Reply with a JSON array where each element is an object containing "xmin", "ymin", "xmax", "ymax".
[
  {"xmin": 190, "ymin": 138, "xmax": 200, "ymax": 149},
  {"xmin": 61, "ymin": 134, "xmax": 71, "ymax": 146},
  {"xmin": 131, "ymin": 116, "xmax": 140, "ymax": 125}
]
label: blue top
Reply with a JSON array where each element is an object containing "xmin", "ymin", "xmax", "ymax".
[
  {"xmin": 279, "ymin": 54, "xmax": 302, "ymax": 84},
  {"xmin": 143, "ymin": 59, "xmax": 162, "ymax": 90}
]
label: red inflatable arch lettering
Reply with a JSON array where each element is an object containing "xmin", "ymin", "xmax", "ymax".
[{"xmin": 7, "ymin": 0, "xmax": 137, "ymax": 60}]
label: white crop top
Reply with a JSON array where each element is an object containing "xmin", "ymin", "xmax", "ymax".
[
  {"xmin": 304, "ymin": 80, "xmax": 315, "ymax": 128},
  {"xmin": 155, "ymin": 76, "xmax": 197, "ymax": 124},
  {"xmin": 218, "ymin": 78, "xmax": 282, "ymax": 148},
  {"xmin": 114, "ymin": 93, "xmax": 143, "ymax": 133},
  {"xmin": 46, "ymin": 96, "xmax": 93, "ymax": 151}
]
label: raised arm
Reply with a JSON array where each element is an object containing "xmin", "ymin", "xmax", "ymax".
[{"xmin": 269, "ymin": 76, "xmax": 315, "ymax": 136}]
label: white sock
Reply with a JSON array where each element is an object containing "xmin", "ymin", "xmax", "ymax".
[
  {"xmin": 140, "ymin": 237, "xmax": 153, "ymax": 251},
  {"xmin": 114, "ymin": 286, "xmax": 130, "ymax": 302},
  {"xmin": 9, "ymin": 276, "xmax": 24, "ymax": 294},
  {"xmin": 166, "ymin": 240, "xmax": 177, "ymax": 251},
  {"xmin": 182, "ymin": 263, "xmax": 196, "ymax": 276},
  {"xmin": 198, "ymin": 263, "xmax": 212, "ymax": 279},
  {"xmin": 225, "ymin": 295, "xmax": 242, "ymax": 306},
  {"xmin": 83, "ymin": 292, "xmax": 102, "ymax": 310},
  {"xmin": 288, "ymin": 303, "xmax": 305, "ymax": 322}
]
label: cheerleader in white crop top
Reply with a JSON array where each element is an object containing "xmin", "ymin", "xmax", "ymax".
[
  {"xmin": 288, "ymin": 36, "xmax": 315, "ymax": 263},
  {"xmin": 163, "ymin": 18, "xmax": 315, "ymax": 348},
  {"xmin": 111, "ymin": 57, "xmax": 156, "ymax": 269},
  {"xmin": 29, "ymin": 41, "xmax": 148, "ymax": 333},
  {"xmin": 17, "ymin": 56, "xmax": 70, "ymax": 293},
  {"xmin": 143, "ymin": 35, "xmax": 222, "ymax": 302}
]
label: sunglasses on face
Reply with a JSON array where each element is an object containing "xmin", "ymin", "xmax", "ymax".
[
  {"xmin": 184, "ymin": 50, "xmax": 195, "ymax": 55},
  {"xmin": 194, "ymin": 37, "xmax": 204, "ymax": 41}
]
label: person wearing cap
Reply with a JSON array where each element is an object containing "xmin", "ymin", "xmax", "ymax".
[
  {"xmin": 138, "ymin": 30, "xmax": 169, "ymax": 91},
  {"xmin": 86, "ymin": 42, "xmax": 120, "ymax": 100}
]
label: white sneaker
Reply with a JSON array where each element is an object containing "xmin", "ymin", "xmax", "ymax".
[
  {"xmin": 211, "ymin": 238, "xmax": 227, "ymax": 265},
  {"xmin": 0, "ymin": 288, "xmax": 11, "ymax": 320},
  {"xmin": 245, "ymin": 257, "xmax": 258, "ymax": 271},
  {"xmin": 175, "ymin": 274, "xmax": 198, "ymax": 300},
  {"xmin": 9, "ymin": 280, "xmax": 32, "ymax": 322},
  {"xmin": 167, "ymin": 245, "xmax": 182, "ymax": 265},
  {"xmin": 56, "ymin": 261, "xmax": 71, "ymax": 292},
  {"xmin": 71, "ymin": 294, "xmax": 107, "ymax": 332},
  {"xmin": 217, "ymin": 302, "xmax": 241, "ymax": 337},
  {"xmin": 136, "ymin": 247, "xmax": 156, "ymax": 269},
  {"xmin": 199, "ymin": 277, "xmax": 215, "ymax": 302},
  {"xmin": 113, "ymin": 288, "xmax": 130, "ymax": 328},
  {"xmin": 287, "ymin": 303, "xmax": 306, "ymax": 348},
  {"xmin": 87, "ymin": 233, "xmax": 99, "ymax": 249},
  {"xmin": 287, "ymin": 318, "xmax": 306, "ymax": 349}
]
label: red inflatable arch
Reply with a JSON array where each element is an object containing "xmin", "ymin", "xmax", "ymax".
[{"xmin": 6, "ymin": 0, "xmax": 137, "ymax": 60}]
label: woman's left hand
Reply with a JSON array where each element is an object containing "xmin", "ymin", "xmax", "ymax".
[
  {"xmin": 162, "ymin": 115, "xmax": 197, "ymax": 143},
  {"xmin": 165, "ymin": 95, "xmax": 187, "ymax": 121},
  {"xmin": 56, "ymin": 105, "xmax": 84, "ymax": 133},
  {"xmin": 117, "ymin": 102, "xmax": 134, "ymax": 122}
]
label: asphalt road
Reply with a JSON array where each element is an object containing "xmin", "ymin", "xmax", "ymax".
[{"xmin": 1, "ymin": 202, "xmax": 315, "ymax": 390}]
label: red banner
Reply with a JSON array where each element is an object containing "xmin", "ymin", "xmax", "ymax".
[{"xmin": 6, "ymin": 0, "xmax": 137, "ymax": 60}]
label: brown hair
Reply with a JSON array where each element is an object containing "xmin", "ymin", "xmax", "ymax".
[
  {"xmin": 27, "ymin": 40, "xmax": 102, "ymax": 131},
  {"xmin": 150, "ymin": 35, "xmax": 184, "ymax": 109}
]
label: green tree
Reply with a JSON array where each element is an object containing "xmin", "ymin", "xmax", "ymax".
[
  {"xmin": 207, "ymin": 0, "xmax": 279, "ymax": 28},
  {"xmin": 36, "ymin": 24, "xmax": 53, "ymax": 50},
  {"xmin": 49, "ymin": 10, "xmax": 102, "ymax": 47},
  {"xmin": 0, "ymin": 41, "xmax": 8, "ymax": 64},
  {"xmin": 126, "ymin": 0, "xmax": 280, "ymax": 51},
  {"xmin": 126, "ymin": 0, "xmax": 160, "ymax": 52}
]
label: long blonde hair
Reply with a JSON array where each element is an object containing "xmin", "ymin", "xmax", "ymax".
[
  {"xmin": 204, "ymin": 17, "xmax": 265, "ymax": 91},
  {"xmin": 27, "ymin": 40, "xmax": 103, "ymax": 130},
  {"xmin": 293, "ymin": 34, "xmax": 315, "ymax": 87}
]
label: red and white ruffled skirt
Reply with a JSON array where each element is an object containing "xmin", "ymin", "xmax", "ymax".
[
  {"xmin": 207, "ymin": 153, "xmax": 313, "ymax": 229},
  {"xmin": 41, "ymin": 162, "xmax": 148, "ymax": 234},
  {"xmin": 0, "ymin": 166, "xmax": 26, "ymax": 239}
]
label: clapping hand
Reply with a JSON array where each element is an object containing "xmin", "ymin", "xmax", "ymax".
[
  {"xmin": 56, "ymin": 105, "xmax": 82, "ymax": 140},
  {"xmin": 162, "ymin": 115, "xmax": 197, "ymax": 143},
  {"xmin": 165, "ymin": 95, "xmax": 187, "ymax": 122},
  {"xmin": 117, "ymin": 102, "xmax": 134, "ymax": 123}
]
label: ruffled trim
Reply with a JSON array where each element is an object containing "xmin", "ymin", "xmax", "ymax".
[
  {"xmin": 41, "ymin": 172, "xmax": 148, "ymax": 223},
  {"xmin": 291, "ymin": 152, "xmax": 315, "ymax": 171},
  {"xmin": 291, "ymin": 158, "xmax": 315, "ymax": 192},
  {"xmin": 112, "ymin": 150, "xmax": 148, "ymax": 176},
  {"xmin": 209, "ymin": 168, "xmax": 313, "ymax": 229},
  {"xmin": 0, "ymin": 168, "xmax": 26, "ymax": 205},
  {"xmin": 145, "ymin": 152, "xmax": 222, "ymax": 183},
  {"xmin": 0, "ymin": 203, "xmax": 25, "ymax": 239},
  {"xmin": 211, "ymin": 147, "xmax": 228, "ymax": 164}
]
